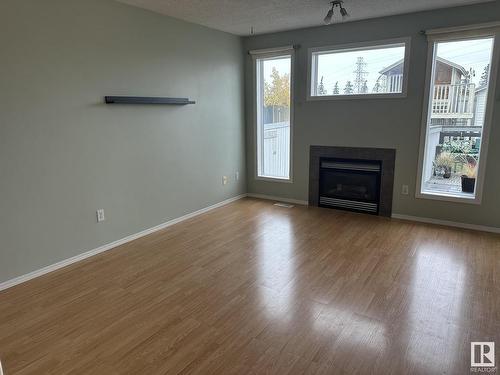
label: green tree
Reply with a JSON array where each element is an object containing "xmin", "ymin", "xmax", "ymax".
[
  {"xmin": 264, "ymin": 67, "xmax": 290, "ymax": 106},
  {"xmin": 332, "ymin": 81, "xmax": 339, "ymax": 95},
  {"xmin": 318, "ymin": 76, "xmax": 327, "ymax": 95},
  {"xmin": 479, "ymin": 64, "xmax": 490, "ymax": 87},
  {"xmin": 343, "ymin": 81, "xmax": 354, "ymax": 94},
  {"xmin": 372, "ymin": 78, "xmax": 382, "ymax": 93},
  {"xmin": 361, "ymin": 80, "xmax": 368, "ymax": 94}
]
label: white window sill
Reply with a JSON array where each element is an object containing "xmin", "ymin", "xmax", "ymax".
[
  {"xmin": 256, "ymin": 175, "xmax": 293, "ymax": 183},
  {"xmin": 307, "ymin": 92, "xmax": 407, "ymax": 101},
  {"xmin": 416, "ymin": 190, "xmax": 480, "ymax": 205}
]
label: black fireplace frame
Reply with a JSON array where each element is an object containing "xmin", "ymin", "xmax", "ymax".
[
  {"xmin": 319, "ymin": 158, "xmax": 382, "ymax": 214},
  {"xmin": 309, "ymin": 146, "xmax": 396, "ymax": 217}
]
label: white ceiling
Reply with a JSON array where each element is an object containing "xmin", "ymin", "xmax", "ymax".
[{"xmin": 116, "ymin": 0, "xmax": 492, "ymax": 36}]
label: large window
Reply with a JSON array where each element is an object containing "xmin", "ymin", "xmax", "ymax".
[
  {"xmin": 309, "ymin": 39, "xmax": 410, "ymax": 99},
  {"xmin": 254, "ymin": 51, "xmax": 292, "ymax": 180},
  {"xmin": 417, "ymin": 31, "xmax": 498, "ymax": 203}
]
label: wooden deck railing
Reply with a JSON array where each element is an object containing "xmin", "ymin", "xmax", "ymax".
[
  {"xmin": 431, "ymin": 83, "xmax": 475, "ymax": 119},
  {"xmin": 385, "ymin": 75, "xmax": 475, "ymax": 119}
]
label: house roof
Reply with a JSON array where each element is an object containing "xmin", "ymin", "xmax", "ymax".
[
  {"xmin": 436, "ymin": 57, "xmax": 468, "ymax": 76},
  {"xmin": 378, "ymin": 59, "xmax": 404, "ymax": 75},
  {"xmin": 475, "ymin": 85, "xmax": 488, "ymax": 93},
  {"xmin": 379, "ymin": 57, "xmax": 467, "ymax": 75}
]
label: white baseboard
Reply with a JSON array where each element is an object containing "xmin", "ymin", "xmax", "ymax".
[
  {"xmin": 247, "ymin": 193, "xmax": 309, "ymax": 206},
  {"xmin": 0, "ymin": 194, "xmax": 247, "ymax": 291},
  {"xmin": 391, "ymin": 213, "xmax": 500, "ymax": 234}
]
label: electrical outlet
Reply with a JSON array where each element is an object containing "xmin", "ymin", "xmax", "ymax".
[
  {"xmin": 235, "ymin": 171, "xmax": 240, "ymax": 181},
  {"xmin": 222, "ymin": 176, "xmax": 228, "ymax": 185},
  {"xmin": 402, "ymin": 185, "xmax": 409, "ymax": 195},
  {"xmin": 96, "ymin": 209, "xmax": 106, "ymax": 222}
]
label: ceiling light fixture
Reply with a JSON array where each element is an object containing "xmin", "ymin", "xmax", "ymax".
[{"xmin": 324, "ymin": 1, "xmax": 349, "ymax": 24}]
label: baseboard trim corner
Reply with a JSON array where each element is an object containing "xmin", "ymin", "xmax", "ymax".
[
  {"xmin": 391, "ymin": 213, "xmax": 500, "ymax": 234},
  {"xmin": 0, "ymin": 194, "xmax": 247, "ymax": 292},
  {"xmin": 247, "ymin": 193, "xmax": 309, "ymax": 206}
]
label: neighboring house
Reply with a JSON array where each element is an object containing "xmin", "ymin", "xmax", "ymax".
[
  {"xmin": 473, "ymin": 85, "xmax": 488, "ymax": 127},
  {"xmin": 379, "ymin": 58, "xmax": 475, "ymax": 124},
  {"xmin": 432, "ymin": 57, "xmax": 468, "ymax": 85},
  {"xmin": 377, "ymin": 59, "xmax": 404, "ymax": 93},
  {"xmin": 379, "ymin": 56, "xmax": 468, "ymax": 87},
  {"xmin": 380, "ymin": 58, "xmax": 481, "ymax": 181}
]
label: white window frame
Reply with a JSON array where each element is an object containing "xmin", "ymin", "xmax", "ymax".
[
  {"xmin": 415, "ymin": 25, "xmax": 500, "ymax": 204},
  {"xmin": 307, "ymin": 37, "xmax": 411, "ymax": 101},
  {"xmin": 251, "ymin": 46, "xmax": 294, "ymax": 183}
]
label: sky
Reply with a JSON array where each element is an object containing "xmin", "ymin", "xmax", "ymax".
[{"xmin": 263, "ymin": 56, "xmax": 290, "ymax": 82}]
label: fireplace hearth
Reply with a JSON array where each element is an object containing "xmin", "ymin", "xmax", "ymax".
[{"xmin": 309, "ymin": 146, "xmax": 395, "ymax": 217}]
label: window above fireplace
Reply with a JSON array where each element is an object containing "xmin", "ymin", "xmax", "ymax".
[{"xmin": 308, "ymin": 38, "xmax": 410, "ymax": 100}]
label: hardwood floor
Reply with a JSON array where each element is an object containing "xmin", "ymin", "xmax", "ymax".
[{"xmin": 1, "ymin": 198, "xmax": 499, "ymax": 374}]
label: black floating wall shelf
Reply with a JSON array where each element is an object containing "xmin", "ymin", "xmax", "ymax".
[{"xmin": 104, "ymin": 96, "xmax": 195, "ymax": 105}]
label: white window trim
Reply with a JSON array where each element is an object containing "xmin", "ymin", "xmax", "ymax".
[
  {"xmin": 307, "ymin": 37, "xmax": 411, "ymax": 101},
  {"xmin": 415, "ymin": 28, "xmax": 500, "ymax": 205},
  {"xmin": 252, "ymin": 47, "xmax": 295, "ymax": 183},
  {"xmin": 425, "ymin": 21, "xmax": 500, "ymax": 37}
]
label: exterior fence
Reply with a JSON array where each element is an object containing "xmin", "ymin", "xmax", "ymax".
[
  {"xmin": 263, "ymin": 105, "xmax": 289, "ymax": 124},
  {"xmin": 262, "ymin": 121, "xmax": 290, "ymax": 178}
]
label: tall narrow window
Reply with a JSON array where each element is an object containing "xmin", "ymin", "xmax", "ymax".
[
  {"xmin": 418, "ymin": 30, "xmax": 498, "ymax": 203},
  {"xmin": 255, "ymin": 52, "xmax": 292, "ymax": 180}
]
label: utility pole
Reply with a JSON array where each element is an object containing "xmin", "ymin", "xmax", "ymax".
[{"xmin": 353, "ymin": 57, "xmax": 368, "ymax": 94}]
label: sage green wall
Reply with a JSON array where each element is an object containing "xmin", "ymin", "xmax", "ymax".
[
  {"xmin": 0, "ymin": 0, "xmax": 245, "ymax": 283},
  {"xmin": 244, "ymin": 2, "xmax": 500, "ymax": 228}
]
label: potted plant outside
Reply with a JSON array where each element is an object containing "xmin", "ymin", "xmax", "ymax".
[
  {"xmin": 435, "ymin": 152, "xmax": 455, "ymax": 179},
  {"xmin": 461, "ymin": 164, "xmax": 477, "ymax": 193}
]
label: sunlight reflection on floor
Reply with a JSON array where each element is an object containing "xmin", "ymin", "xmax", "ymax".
[
  {"xmin": 405, "ymin": 243, "xmax": 466, "ymax": 372},
  {"xmin": 256, "ymin": 211, "xmax": 296, "ymax": 322}
]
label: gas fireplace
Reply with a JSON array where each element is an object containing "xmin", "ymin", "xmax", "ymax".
[{"xmin": 309, "ymin": 146, "xmax": 395, "ymax": 216}]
